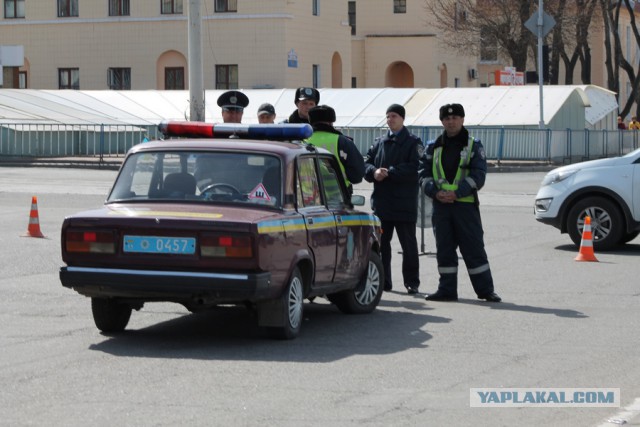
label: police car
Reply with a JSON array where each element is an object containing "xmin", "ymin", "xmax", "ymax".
[
  {"xmin": 59, "ymin": 122, "xmax": 383, "ymax": 339},
  {"xmin": 534, "ymin": 147, "xmax": 640, "ymax": 251}
]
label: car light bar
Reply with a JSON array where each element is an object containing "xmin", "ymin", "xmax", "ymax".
[{"xmin": 158, "ymin": 121, "xmax": 313, "ymax": 141}]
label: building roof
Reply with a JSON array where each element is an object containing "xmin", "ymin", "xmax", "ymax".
[{"xmin": 0, "ymin": 85, "xmax": 618, "ymax": 129}]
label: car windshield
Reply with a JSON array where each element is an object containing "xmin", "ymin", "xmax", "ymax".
[{"xmin": 108, "ymin": 151, "xmax": 282, "ymax": 208}]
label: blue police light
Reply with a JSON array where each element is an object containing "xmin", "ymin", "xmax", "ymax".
[{"xmin": 159, "ymin": 121, "xmax": 313, "ymax": 141}]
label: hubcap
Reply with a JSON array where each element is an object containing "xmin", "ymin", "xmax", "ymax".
[
  {"xmin": 355, "ymin": 260, "xmax": 380, "ymax": 305},
  {"xmin": 578, "ymin": 207, "xmax": 612, "ymax": 242},
  {"xmin": 288, "ymin": 277, "xmax": 303, "ymax": 329}
]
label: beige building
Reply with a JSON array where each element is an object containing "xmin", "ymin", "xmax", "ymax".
[
  {"xmin": 0, "ymin": 0, "xmax": 637, "ymax": 115},
  {"xmin": 0, "ymin": 0, "xmax": 477, "ymax": 91}
]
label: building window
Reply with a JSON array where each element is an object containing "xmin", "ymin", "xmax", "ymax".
[
  {"xmin": 480, "ymin": 27, "xmax": 498, "ymax": 62},
  {"xmin": 215, "ymin": 0, "xmax": 236, "ymax": 13},
  {"xmin": 393, "ymin": 0, "xmax": 406, "ymax": 14},
  {"xmin": 312, "ymin": 0, "xmax": 319, "ymax": 16},
  {"xmin": 4, "ymin": 0, "xmax": 25, "ymax": 18},
  {"xmin": 165, "ymin": 67, "xmax": 185, "ymax": 90},
  {"xmin": 109, "ymin": 0, "xmax": 130, "ymax": 16},
  {"xmin": 312, "ymin": 64, "xmax": 320, "ymax": 88},
  {"xmin": 59, "ymin": 68, "xmax": 80, "ymax": 89},
  {"xmin": 108, "ymin": 68, "xmax": 131, "ymax": 90},
  {"xmin": 19, "ymin": 71, "xmax": 27, "ymax": 88},
  {"xmin": 161, "ymin": 0, "xmax": 182, "ymax": 14},
  {"xmin": 351, "ymin": 77, "xmax": 357, "ymax": 88},
  {"xmin": 58, "ymin": 0, "xmax": 78, "ymax": 17},
  {"xmin": 216, "ymin": 64, "xmax": 238, "ymax": 89},
  {"xmin": 348, "ymin": 1, "xmax": 356, "ymax": 35}
]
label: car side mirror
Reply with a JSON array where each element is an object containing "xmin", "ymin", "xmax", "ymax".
[{"xmin": 351, "ymin": 194, "xmax": 365, "ymax": 206}]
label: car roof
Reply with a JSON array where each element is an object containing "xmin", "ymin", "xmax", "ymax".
[{"xmin": 129, "ymin": 138, "xmax": 318, "ymax": 160}]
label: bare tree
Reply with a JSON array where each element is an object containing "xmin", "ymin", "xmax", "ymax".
[
  {"xmin": 601, "ymin": 0, "xmax": 640, "ymax": 117},
  {"xmin": 424, "ymin": 0, "xmax": 537, "ymax": 71}
]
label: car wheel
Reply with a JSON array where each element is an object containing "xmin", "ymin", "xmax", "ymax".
[
  {"xmin": 266, "ymin": 267, "xmax": 304, "ymax": 340},
  {"xmin": 620, "ymin": 231, "xmax": 640, "ymax": 244},
  {"xmin": 566, "ymin": 196, "xmax": 624, "ymax": 251},
  {"xmin": 91, "ymin": 297, "xmax": 132, "ymax": 333},
  {"xmin": 328, "ymin": 252, "xmax": 384, "ymax": 314}
]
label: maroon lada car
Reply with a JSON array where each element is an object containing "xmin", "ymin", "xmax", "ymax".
[{"xmin": 60, "ymin": 122, "xmax": 383, "ymax": 339}]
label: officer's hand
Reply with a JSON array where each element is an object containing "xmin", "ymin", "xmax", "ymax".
[{"xmin": 374, "ymin": 168, "xmax": 389, "ymax": 181}]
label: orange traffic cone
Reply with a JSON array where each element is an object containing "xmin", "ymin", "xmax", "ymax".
[
  {"xmin": 23, "ymin": 196, "xmax": 45, "ymax": 238},
  {"xmin": 575, "ymin": 216, "xmax": 598, "ymax": 262}
]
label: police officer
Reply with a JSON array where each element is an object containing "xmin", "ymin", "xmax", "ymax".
[
  {"xmin": 285, "ymin": 87, "xmax": 319, "ymax": 124},
  {"xmin": 419, "ymin": 103, "xmax": 501, "ymax": 302},
  {"xmin": 307, "ymin": 105, "xmax": 365, "ymax": 194},
  {"xmin": 217, "ymin": 90, "xmax": 249, "ymax": 123},
  {"xmin": 364, "ymin": 104, "xmax": 422, "ymax": 295}
]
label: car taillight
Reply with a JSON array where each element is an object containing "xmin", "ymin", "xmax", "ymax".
[
  {"xmin": 200, "ymin": 234, "xmax": 253, "ymax": 258},
  {"xmin": 66, "ymin": 230, "xmax": 116, "ymax": 254}
]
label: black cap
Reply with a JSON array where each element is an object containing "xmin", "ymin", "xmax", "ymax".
[
  {"xmin": 386, "ymin": 104, "xmax": 405, "ymax": 119},
  {"xmin": 294, "ymin": 87, "xmax": 320, "ymax": 104},
  {"xmin": 257, "ymin": 103, "xmax": 276, "ymax": 116},
  {"xmin": 217, "ymin": 90, "xmax": 249, "ymax": 111},
  {"xmin": 439, "ymin": 103, "xmax": 465, "ymax": 120},
  {"xmin": 308, "ymin": 105, "xmax": 336, "ymax": 124}
]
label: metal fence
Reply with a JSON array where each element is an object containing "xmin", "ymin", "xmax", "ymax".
[{"xmin": 1, "ymin": 122, "xmax": 639, "ymax": 164}]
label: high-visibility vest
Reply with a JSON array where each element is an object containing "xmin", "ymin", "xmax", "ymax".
[
  {"xmin": 307, "ymin": 131, "xmax": 350, "ymax": 187},
  {"xmin": 432, "ymin": 137, "xmax": 475, "ymax": 203}
]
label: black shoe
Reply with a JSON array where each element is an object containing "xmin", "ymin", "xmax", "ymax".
[
  {"xmin": 478, "ymin": 292, "xmax": 502, "ymax": 302},
  {"xmin": 406, "ymin": 285, "xmax": 419, "ymax": 295},
  {"xmin": 425, "ymin": 292, "xmax": 458, "ymax": 301},
  {"xmin": 384, "ymin": 283, "xmax": 392, "ymax": 292}
]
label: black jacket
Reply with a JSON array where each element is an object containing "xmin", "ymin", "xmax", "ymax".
[
  {"xmin": 364, "ymin": 127, "xmax": 422, "ymax": 222},
  {"xmin": 285, "ymin": 110, "xmax": 309, "ymax": 124}
]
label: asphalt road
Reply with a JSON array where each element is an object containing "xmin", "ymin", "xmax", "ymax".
[{"xmin": 0, "ymin": 167, "xmax": 639, "ymax": 427}]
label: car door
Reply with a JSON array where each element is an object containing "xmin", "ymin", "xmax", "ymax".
[
  {"xmin": 295, "ymin": 156, "xmax": 337, "ymax": 286},
  {"xmin": 315, "ymin": 155, "xmax": 365, "ymax": 286}
]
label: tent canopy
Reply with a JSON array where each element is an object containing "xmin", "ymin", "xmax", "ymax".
[{"xmin": 0, "ymin": 85, "xmax": 618, "ymax": 130}]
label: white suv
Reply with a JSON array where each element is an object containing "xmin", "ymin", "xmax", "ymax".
[{"xmin": 534, "ymin": 148, "xmax": 640, "ymax": 251}]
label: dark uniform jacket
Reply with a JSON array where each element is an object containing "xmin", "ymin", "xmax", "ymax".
[
  {"xmin": 285, "ymin": 110, "xmax": 310, "ymax": 124},
  {"xmin": 419, "ymin": 126, "xmax": 487, "ymax": 202},
  {"xmin": 310, "ymin": 123, "xmax": 365, "ymax": 184},
  {"xmin": 364, "ymin": 126, "xmax": 422, "ymax": 222}
]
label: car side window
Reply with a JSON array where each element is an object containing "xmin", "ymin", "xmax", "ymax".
[
  {"xmin": 318, "ymin": 156, "xmax": 347, "ymax": 209},
  {"xmin": 296, "ymin": 157, "xmax": 322, "ymax": 207}
]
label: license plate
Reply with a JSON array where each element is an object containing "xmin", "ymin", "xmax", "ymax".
[{"xmin": 123, "ymin": 235, "xmax": 196, "ymax": 254}]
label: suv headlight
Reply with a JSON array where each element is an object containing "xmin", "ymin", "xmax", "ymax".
[{"xmin": 541, "ymin": 169, "xmax": 578, "ymax": 186}]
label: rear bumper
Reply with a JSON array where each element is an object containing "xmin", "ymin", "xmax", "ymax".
[{"xmin": 60, "ymin": 266, "xmax": 272, "ymax": 302}]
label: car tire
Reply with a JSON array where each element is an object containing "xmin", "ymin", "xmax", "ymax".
[
  {"xmin": 620, "ymin": 231, "xmax": 640, "ymax": 244},
  {"xmin": 91, "ymin": 297, "xmax": 132, "ymax": 333},
  {"xmin": 327, "ymin": 251, "xmax": 384, "ymax": 314},
  {"xmin": 566, "ymin": 196, "xmax": 624, "ymax": 251},
  {"xmin": 266, "ymin": 267, "xmax": 304, "ymax": 340}
]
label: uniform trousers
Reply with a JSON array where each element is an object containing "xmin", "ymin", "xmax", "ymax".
[
  {"xmin": 380, "ymin": 220, "xmax": 420, "ymax": 290},
  {"xmin": 432, "ymin": 201, "xmax": 494, "ymax": 297}
]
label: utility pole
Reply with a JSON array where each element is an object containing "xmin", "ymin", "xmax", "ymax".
[
  {"xmin": 188, "ymin": 0, "xmax": 205, "ymax": 122},
  {"xmin": 537, "ymin": 0, "xmax": 544, "ymax": 130}
]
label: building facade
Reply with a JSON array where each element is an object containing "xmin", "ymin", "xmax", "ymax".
[{"xmin": 0, "ymin": 0, "xmax": 637, "ymax": 116}]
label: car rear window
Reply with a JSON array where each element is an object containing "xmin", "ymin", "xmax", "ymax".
[{"xmin": 108, "ymin": 151, "xmax": 282, "ymax": 208}]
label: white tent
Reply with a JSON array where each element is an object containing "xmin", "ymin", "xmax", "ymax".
[{"xmin": 0, "ymin": 85, "xmax": 619, "ymax": 130}]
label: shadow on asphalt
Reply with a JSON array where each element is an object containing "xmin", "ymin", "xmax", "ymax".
[
  {"xmin": 456, "ymin": 299, "xmax": 588, "ymax": 318},
  {"xmin": 88, "ymin": 300, "xmax": 451, "ymax": 361},
  {"xmin": 554, "ymin": 242, "xmax": 640, "ymax": 256}
]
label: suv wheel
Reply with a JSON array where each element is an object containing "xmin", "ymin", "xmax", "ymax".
[
  {"xmin": 91, "ymin": 298, "xmax": 132, "ymax": 333},
  {"xmin": 328, "ymin": 252, "xmax": 384, "ymax": 314},
  {"xmin": 566, "ymin": 196, "xmax": 624, "ymax": 251}
]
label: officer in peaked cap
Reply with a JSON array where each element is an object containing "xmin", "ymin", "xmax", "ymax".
[
  {"xmin": 419, "ymin": 102, "xmax": 502, "ymax": 304},
  {"xmin": 217, "ymin": 90, "xmax": 249, "ymax": 123},
  {"xmin": 284, "ymin": 87, "xmax": 320, "ymax": 124}
]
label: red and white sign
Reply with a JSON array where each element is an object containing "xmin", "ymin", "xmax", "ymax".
[
  {"xmin": 248, "ymin": 183, "xmax": 271, "ymax": 201},
  {"xmin": 495, "ymin": 67, "xmax": 524, "ymax": 86}
]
